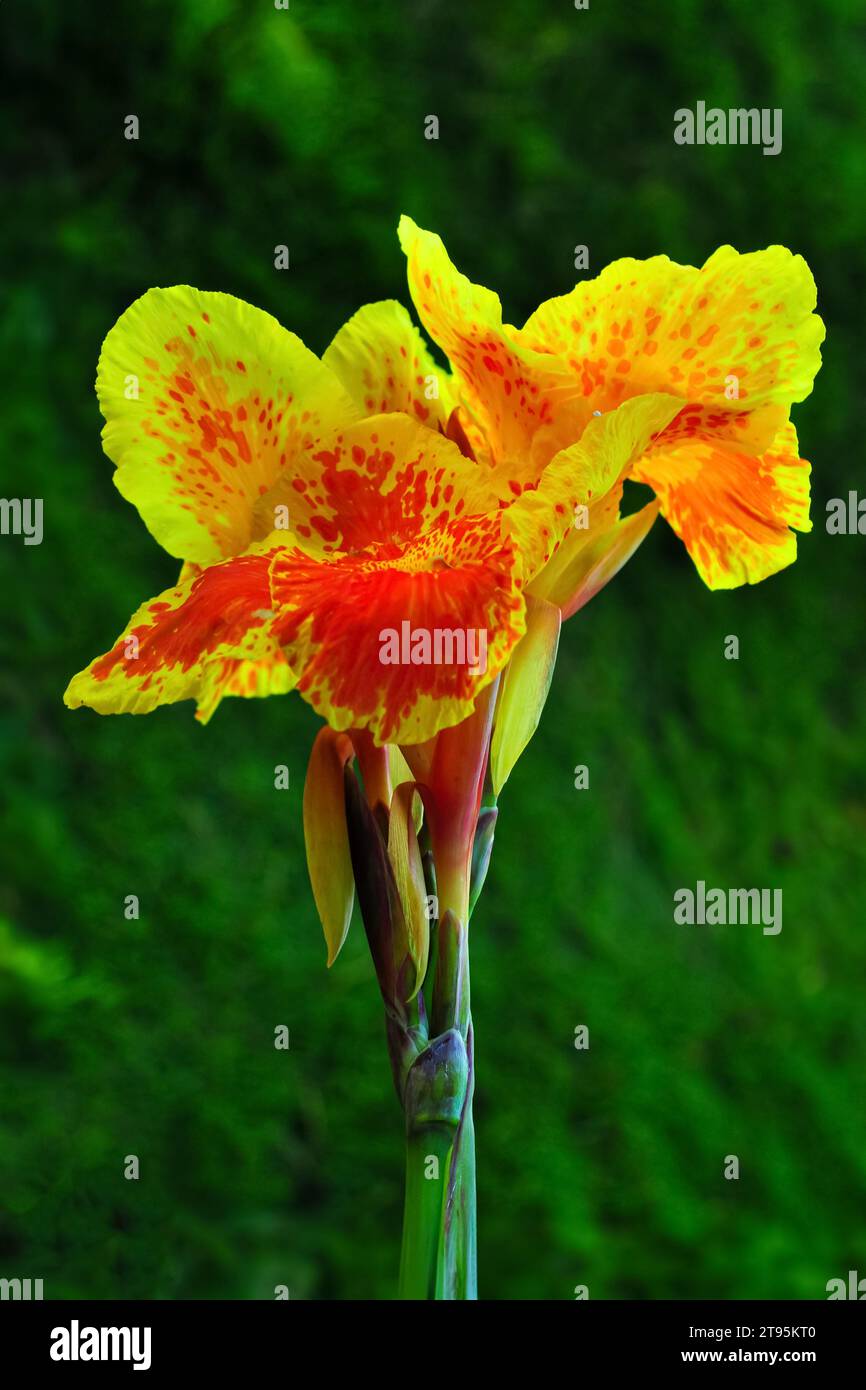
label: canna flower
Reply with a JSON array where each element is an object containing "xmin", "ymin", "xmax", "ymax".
[
  {"xmin": 62, "ymin": 276, "xmax": 678, "ymax": 747},
  {"xmin": 62, "ymin": 280, "xmax": 665, "ymax": 946}
]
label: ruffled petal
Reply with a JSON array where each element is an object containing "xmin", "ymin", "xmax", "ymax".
[
  {"xmin": 511, "ymin": 244, "xmax": 822, "ymax": 588},
  {"xmin": 399, "ymin": 217, "xmax": 816, "ymax": 504},
  {"xmin": 398, "ymin": 215, "xmax": 585, "ymax": 478},
  {"xmin": 63, "ymin": 543, "xmax": 293, "ymax": 721},
  {"xmin": 631, "ymin": 418, "xmax": 810, "ymax": 588},
  {"xmin": 268, "ymin": 516, "xmax": 526, "ymax": 745},
  {"xmin": 322, "ymin": 299, "xmax": 454, "ymax": 429},
  {"xmin": 503, "ymin": 394, "xmax": 683, "ymax": 584},
  {"xmin": 518, "ymin": 245, "xmax": 824, "ymax": 417},
  {"xmin": 252, "ymin": 412, "xmax": 501, "ymax": 554},
  {"xmin": 97, "ymin": 285, "xmax": 361, "ymax": 565}
]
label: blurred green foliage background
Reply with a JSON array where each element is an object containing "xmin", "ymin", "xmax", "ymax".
[{"xmin": 1, "ymin": 0, "xmax": 864, "ymax": 1300}]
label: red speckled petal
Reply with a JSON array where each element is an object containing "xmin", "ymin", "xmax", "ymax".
[
  {"xmin": 398, "ymin": 216, "xmax": 586, "ymax": 479},
  {"xmin": 631, "ymin": 417, "xmax": 811, "ymax": 588},
  {"xmin": 517, "ymin": 246, "xmax": 824, "ymax": 428},
  {"xmin": 64, "ymin": 541, "xmax": 294, "ymax": 721},
  {"xmin": 322, "ymin": 299, "xmax": 455, "ymax": 429},
  {"xmin": 268, "ymin": 516, "xmax": 526, "ymax": 745},
  {"xmin": 252, "ymin": 413, "xmax": 502, "ymax": 554},
  {"xmin": 97, "ymin": 285, "xmax": 362, "ymax": 565}
]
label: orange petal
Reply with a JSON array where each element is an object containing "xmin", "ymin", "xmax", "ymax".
[
  {"xmin": 64, "ymin": 543, "xmax": 292, "ymax": 721},
  {"xmin": 631, "ymin": 418, "xmax": 810, "ymax": 588},
  {"xmin": 268, "ymin": 515, "xmax": 526, "ymax": 746},
  {"xmin": 303, "ymin": 727, "xmax": 356, "ymax": 966},
  {"xmin": 252, "ymin": 413, "xmax": 500, "ymax": 556},
  {"xmin": 98, "ymin": 285, "xmax": 362, "ymax": 564}
]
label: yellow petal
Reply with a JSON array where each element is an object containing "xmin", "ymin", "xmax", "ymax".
[
  {"xmin": 534, "ymin": 499, "xmax": 661, "ymax": 620},
  {"xmin": 490, "ymin": 595, "xmax": 561, "ymax": 795},
  {"xmin": 387, "ymin": 781, "xmax": 430, "ymax": 998},
  {"xmin": 387, "ymin": 744, "xmax": 413, "ymax": 791},
  {"xmin": 322, "ymin": 299, "xmax": 454, "ymax": 428},
  {"xmin": 518, "ymin": 245, "xmax": 824, "ymax": 415},
  {"xmin": 98, "ymin": 285, "xmax": 362, "ymax": 565},
  {"xmin": 398, "ymin": 215, "xmax": 584, "ymax": 477},
  {"xmin": 303, "ymin": 726, "xmax": 356, "ymax": 965},
  {"xmin": 503, "ymin": 393, "xmax": 683, "ymax": 585},
  {"xmin": 387, "ymin": 747, "xmax": 424, "ymax": 833}
]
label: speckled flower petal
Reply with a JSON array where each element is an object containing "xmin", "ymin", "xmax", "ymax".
[
  {"xmin": 97, "ymin": 285, "xmax": 362, "ymax": 564},
  {"xmin": 323, "ymin": 299, "xmax": 454, "ymax": 429},
  {"xmin": 63, "ymin": 542, "xmax": 292, "ymax": 721},
  {"xmin": 631, "ymin": 417, "xmax": 811, "ymax": 588},
  {"xmin": 268, "ymin": 514, "xmax": 526, "ymax": 746}
]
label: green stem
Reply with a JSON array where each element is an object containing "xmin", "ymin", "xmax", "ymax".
[
  {"xmin": 449, "ymin": 1108, "xmax": 477, "ymax": 1298},
  {"xmin": 397, "ymin": 1048, "xmax": 477, "ymax": 1299},
  {"xmin": 438, "ymin": 1027, "xmax": 476, "ymax": 1299},
  {"xmin": 398, "ymin": 1124, "xmax": 457, "ymax": 1299},
  {"xmin": 396, "ymin": 985, "xmax": 476, "ymax": 1298},
  {"xmin": 394, "ymin": 709, "xmax": 489, "ymax": 1300}
]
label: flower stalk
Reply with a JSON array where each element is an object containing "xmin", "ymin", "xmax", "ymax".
[
  {"xmin": 343, "ymin": 686, "xmax": 497, "ymax": 1299},
  {"xmin": 64, "ymin": 217, "xmax": 824, "ymax": 1301},
  {"xmin": 398, "ymin": 1015, "xmax": 475, "ymax": 1300}
]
